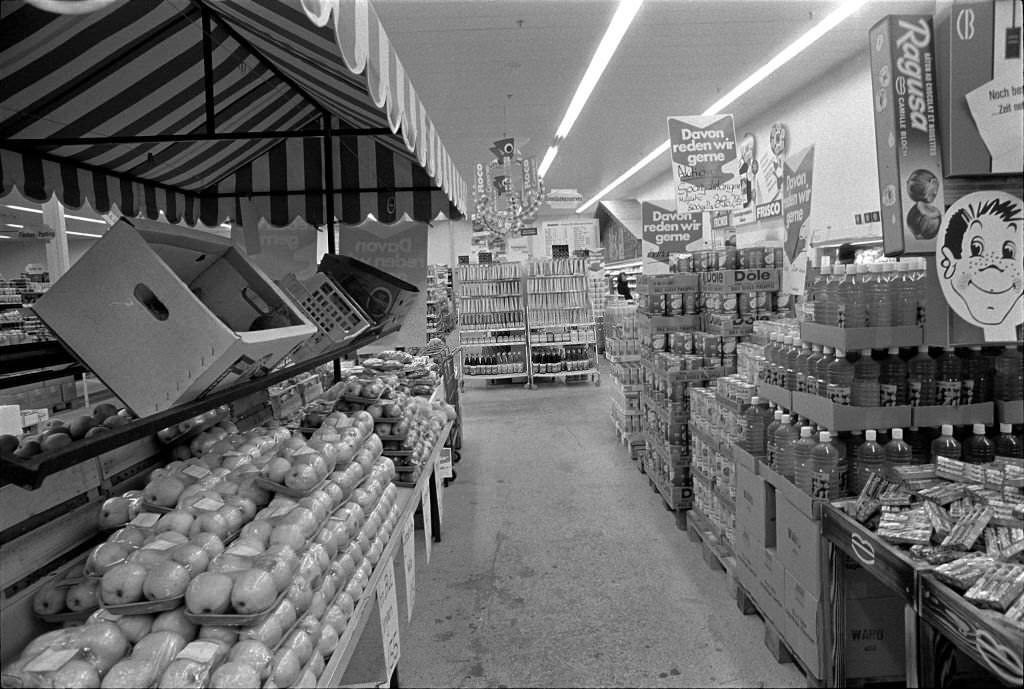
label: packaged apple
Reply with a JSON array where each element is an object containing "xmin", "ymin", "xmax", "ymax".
[
  {"xmin": 32, "ymin": 555, "xmax": 102, "ymax": 623},
  {"xmin": 155, "ymin": 640, "xmax": 231, "ymax": 689},
  {"xmin": 1, "ymin": 621, "xmax": 130, "ymax": 689}
]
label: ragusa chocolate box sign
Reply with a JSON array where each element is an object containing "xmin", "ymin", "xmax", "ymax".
[{"xmin": 870, "ymin": 15, "xmax": 946, "ymax": 257}]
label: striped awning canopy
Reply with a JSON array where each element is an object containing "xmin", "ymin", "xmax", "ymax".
[{"xmin": 0, "ymin": 0, "xmax": 468, "ymax": 227}]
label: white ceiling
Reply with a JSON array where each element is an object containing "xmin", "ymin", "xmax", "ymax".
[{"xmin": 375, "ymin": 0, "xmax": 938, "ymax": 206}]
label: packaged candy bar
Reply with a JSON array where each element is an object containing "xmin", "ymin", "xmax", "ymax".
[
  {"xmin": 985, "ymin": 498, "xmax": 1024, "ymax": 527},
  {"xmin": 964, "ymin": 563, "xmax": 1024, "ymax": 611},
  {"xmin": 985, "ymin": 528, "xmax": 1003, "ymax": 558},
  {"xmin": 924, "ymin": 500, "xmax": 954, "ymax": 543},
  {"xmin": 879, "ymin": 483, "xmax": 915, "ymax": 508},
  {"xmin": 850, "ymin": 473, "xmax": 887, "ymax": 523},
  {"xmin": 942, "ymin": 506, "xmax": 994, "ymax": 551},
  {"xmin": 1001, "ymin": 537, "xmax": 1024, "ymax": 563},
  {"xmin": 1005, "ymin": 591, "xmax": 1024, "ymax": 626},
  {"xmin": 892, "ymin": 464, "xmax": 938, "ymax": 483},
  {"xmin": 936, "ymin": 456, "xmax": 967, "ymax": 482},
  {"xmin": 933, "ymin": 554, "xmax": 996, "ymax": 590},
  {"xmin": 877, "ymin": 507, "xmax": 932, "ymax": 546},
  {"xmin": 916, "ymin": 482, "xmax": 967, "ymax": 506},
  {"xmin": 909, "ymin": 544, "xmax": 963, "ymax": 566}
]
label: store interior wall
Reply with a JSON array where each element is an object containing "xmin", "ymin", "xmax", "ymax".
[
  {"xmin": 0, "ymin": 238, "xmax": 96, "ymax": 279},
  {"xmin": 427, "ymin": 219, "xmax": 473, "ymax": 266},
  {"xmin": 631, "ymin": 46, "xmax": 883, "ymax": 254}
]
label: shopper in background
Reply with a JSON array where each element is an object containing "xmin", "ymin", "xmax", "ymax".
[
  {"xmin": 616, "ymin": 272, "xmax": 632, "ymax": 300},
  {"xmin": 837, "ymin": 243, "xmax": 857, "ymax": 265}
]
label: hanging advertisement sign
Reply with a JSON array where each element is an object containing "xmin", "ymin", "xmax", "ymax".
[
  {"xmin": 641, "ymin": 200, "xmax": 704, "ymax": 261},
  {"xmin": 546, "ymin": 188, "xmax": 584, "ymax": 209},
  {"xmin": 937, "ymin": 191, "xmax": 1023, "ymax": 342},
  {"xmin": 541, "ymin": 219, "xmax": 598, "ymax": 257},
  {"xmin": 782, "ymin": 146, "xmax": 815, "ymax": 263},
  {"xmin": 231, "ymin": 217, "xmax": 319, "ymax": 281},
  {"xmin": 667, "ymin": 114, "xmax": 743, "ymax": 213},
  {"xmin": 338, "ymin": 220, "xmax": 428, "ymax": 348}
]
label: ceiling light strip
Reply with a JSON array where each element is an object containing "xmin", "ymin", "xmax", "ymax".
[
  {"xmin": 537, "ymin": 0, "xmax": 644, "ymax": 178},
  {"xmin": 576, "ymin": 0, "xmax": 869, "ymax": 213}
]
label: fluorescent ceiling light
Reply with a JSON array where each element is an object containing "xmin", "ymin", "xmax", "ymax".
[
  {"xmin": 537, "ymin": 0, "xmax": 643, "ymax": 179},
  {"xmin": 66, "ymin": 230, "xmax": 103, "ymax": 238},
  {"xmin": 3, "ymin": 203, "xmax": 107, "ymax": 224},
  {"xmin": 5, "ymin": 224, "xmax": 25, "ymax": 229},
  {"xmin": 576, "ymin": 0, "xmax": 869, "ymax": 213}
]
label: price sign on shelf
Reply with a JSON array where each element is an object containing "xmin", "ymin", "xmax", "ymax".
[
  {"xmin": 433, "ymin": 465, "xmax": 445, "ymax": 528},
  {"xmin": 438, "ymin": 448, "xmax": 454, "ymax": 480},
  {"xmin": 402, "ymin": 516, "xmax": 416, "ymax": 623},
  {"xmin": 375, "ymin": 558, "xmax": 400, "ymax": 682},
  {"xmin": 421, "ymin": 483, "xmax": 432, "ymax": 563}
]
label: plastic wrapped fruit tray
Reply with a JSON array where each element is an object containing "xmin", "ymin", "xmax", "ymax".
[
  {"xmin": 376, "ymin": 433, "xmax": 408, "ymax": 442},
  {"xmin": 102, "ymin": 595, "xmax": 185, "ymax": 616},
  {"xmin": 341, "ymin": 393, "xmax": 383, "ymax": 405},
  {"xmin": 139, "ymin": 501, "xmax": 174, "ymax": 514},
  {"xmin": 34, "ymin": 553, "xmax": 100, "ymax": 623},
  {"xmin": 184, "ymin": 588, "xmax": 288, "ymax": 627},
  {"xmin": 254, "ymin": 476, "xmax": 328, "ymax": 499}
]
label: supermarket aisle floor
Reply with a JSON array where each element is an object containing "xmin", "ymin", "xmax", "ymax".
[{"xmin": 397, "ymin": 374, "xmax": 805, "ymax": 688}]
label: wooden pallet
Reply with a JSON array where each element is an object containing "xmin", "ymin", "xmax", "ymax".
[
  {"xmin": 686, "ymin": 508, "xmax": 734, "ymax": 575},
  {"xmin": 734, "ymin": 580, "xmax": 826, "ymax": 688}
]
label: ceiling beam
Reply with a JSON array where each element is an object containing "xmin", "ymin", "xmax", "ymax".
[
  {"xmin": 207, "ymin": 186, "xmax": 442, "ymax": 198},
  {"xmin": 5, "ymin": 128, "xmax": 394, "ymax": 147}
]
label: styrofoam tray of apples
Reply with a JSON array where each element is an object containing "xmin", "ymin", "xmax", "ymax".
[{"xmin": 31, "ymin": 552, "xmax": 101, "ymax": 624}]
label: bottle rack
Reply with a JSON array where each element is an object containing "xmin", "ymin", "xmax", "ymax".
[{"xmin": 454, "ymin": 260, "xmax": 600, "ymax": 387}]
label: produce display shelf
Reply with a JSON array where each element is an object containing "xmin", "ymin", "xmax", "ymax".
[
  {"xmin": 0, "ymin": 329, "xmax": 383, "ymax": 490},
  {"xmin": 317, "ymin": 420, "xmax": 452, "ymax": 688},
  {"xmin": 917, "ymin": 572, "xmax": 1024, "ymax": 688}
]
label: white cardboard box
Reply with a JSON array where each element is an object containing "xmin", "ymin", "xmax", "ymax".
[{"xmin": 34, "ymin": 218, "xmax": 316, "ymax": 416}]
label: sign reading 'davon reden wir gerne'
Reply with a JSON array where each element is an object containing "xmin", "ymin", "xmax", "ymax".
[{"xmin": 667, "ymin": 114, "xmax": 744, "ymax": 214}]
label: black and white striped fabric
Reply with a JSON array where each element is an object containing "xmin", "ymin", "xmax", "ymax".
[{"xmin": 0, "ymin": 0, "xmax": 467, "ymax": 227}]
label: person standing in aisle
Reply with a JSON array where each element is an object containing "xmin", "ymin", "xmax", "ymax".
[{"xmin": 616, "ymin": 272, "xmax": 632, "ymax": 300}]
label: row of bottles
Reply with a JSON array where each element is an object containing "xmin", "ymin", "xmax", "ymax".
[
  {"xmin": 807, "ymin": 258, "xmax": 928, "ymax": 328},
  {"xmin": 464, "ymin": 350, "xmax": 525, "ymax": 376},
  {"xmin": 761, "ymin": 339, "xmax": 1023, "ymax": 406},
  {"xmin": 532, "ymin": 345, "xmax": 593, "ymax": 373},
  {"xmin": 742, "ymin": 398, "xmax": 1023, "ymax": 499},
  {"xmin": 460, "ymin": 311, "xmax": 524, "ymax": 329}
]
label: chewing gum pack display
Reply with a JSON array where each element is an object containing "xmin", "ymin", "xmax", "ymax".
[
  {"xmin": 933, "ymin": 555, "xmax": 997, "ymax": 590},
  {"xmin": 877, "ymin": 507, "xmax": 932, "ymax": 546},
  {"xmin": 942, "ymin": 506, "xmax": 994, "ymax": 551},
  {"xmin": 964, "ymin": 563, "xmax": 1024, "ymax": 612}
]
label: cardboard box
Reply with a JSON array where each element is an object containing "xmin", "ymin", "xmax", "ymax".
[
  {"xmin": 736, "ymin": 465, "xmax": 766, "ymax": 545},
  {"xmin": 935, "ymin": 1, "xmax": 1023, "ymax": 175},
  {"xmin": 799, "ymin": 322, "xmax": 923, "ymax": 350},
  {"xmin": 791, "ymin": 391, "xmax": 912, "ymax": 431},
  {"xmin": 757, "ymin": 382, "xmax": 792, "ymax": 411},
  {"xmin": 845, "ymin": 595, "xmax": 907, "ymax": 678},
  {"xmin": 869, "ymin": 15, "xmax": 945, "ymax": 256},
  {"xmin": 757, "ymin": 547, "xmax": 787, "ymax": 621},
  {"xmin": 778, "ymin": 497, "xmax": 823, "ymax": 598},
  {"xmin": 784, "ymin": 571, "xmax": 823, "ymax": 661},
  {"xmin": 912, "ymin": 401, "xmax": 994, "ymax": 427},
  {"xmin": 700, "ymin": 269, "xmax": 781, "ymax": 293},
  {"xmin": 34, "ymin": 218, "xmax": 317, "ymax": 416}
]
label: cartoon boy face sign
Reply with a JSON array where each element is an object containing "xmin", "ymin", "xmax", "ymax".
[{"xmin": 938, "ymin": 191, "xmax": 1024, "ymax": 339}]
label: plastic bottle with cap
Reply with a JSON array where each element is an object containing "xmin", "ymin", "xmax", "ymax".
[
  {"xmin": 879, "ymin": 347, "xmax": 908, "ymax": 406},
  {"xmin": 994, "ymin": 423, "xmax": 1022, "ymax": 460},
  {"xmin": 884, "ymin": 428, "xmax": 913, "ymax": 480},
  {"xmin": 774, "ymin": 414, "xmax": 799, "ymax": 479},
  {"xmin": 866, "ymin": 262, "xmax": 893, "ymax": 328},
  {"xmin": 826, "ymin": 348, "xmax": 855, "ymax": 406},
  {"xmin": 907, "ymin": 346, "xmax": 937, "ymax": 407},
  {"xmin": 765, "ymin": 409, "xmax": 784, "ymax": 469},
  {"xmin": 803, "ymin": 344, "xmax": 825, "ymax": 396},
  {"xmin": 809, "ymin": 430, "xmax": 843, "ymax": 498},
  {"xmin": 793, "ymin": 426, "xmax": 818, "ymax": 494},
  {"xmin": 815, "ymin": 345, "xmax": 834, "ymax": 398},
  {"xmin": 935, "ymin": 346, "xmax": 963, "ymax": 407},
  {"xmin": 852, "ymin": 430, "xmax": 885, "ymax": 495},
  {"xmin": 930, "ymin": 424, "xmax": 962, "ymax": 462},
  {"xmin": 783, "ymin": 335, "xmax": 801, "ymax": 392},
  {"xmin": 851, "ymin": 348, "xmax": 881, "ymax": 407},
  {"xmin": 963, "ymin": 424, "xmax": 994, "ymax": 464}
]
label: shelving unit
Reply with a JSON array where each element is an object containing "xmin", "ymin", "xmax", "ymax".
[
  {"xmin": 454, "ymin": 262, "xmax": 529, "ymax": 385},
  {"xmin": 425, "ymin": 265, "xmax": 454, "ymax": 341}
]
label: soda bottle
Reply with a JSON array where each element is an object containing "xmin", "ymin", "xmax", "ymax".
[
  {"xmin": 844, "ymin": 430, "xmax": 865, "ymax": 468},
  {"xmin": 959, "ymin": 346, "xmax": 993, "ymax": 404},
  {"xmin": 807, "ymin": 264, "xmax": 832, "ymax": 323},
  {"xmin": 765, "ymin": 410, "xmax": 784, "ymax": 468},
  {"xmin": 994, "ymin": 423, "xmax": 1023, "ymax": 460},
  {"xmin": 804, "ymin": 344, "xmax": 825, "ymax": 396},
  {"xmin": 884, "ymin": 428, "xmax": 913, "ymax": 480},
  {"xmin": 774, "ymin": 413, "xmax": 799, "ymax": 479},
  {"xmin": 815, "ymin": 345, "xmax": 834, "ymax": 398},
  {"xmin": 764, "ymin": 333, "xmax": 781, "ymax": 386},
  {"xmin": 935, "ymin": 347, "xmax": 962, "ymax": 406},
  {"xmin": 853, "ymin": 429, "xmax": 886, "ymax": 494},
  {"xmin": 866, "ymin": 263, "xmax": 894, "ymax": 328},
  {"xmin": 964, "ymin": 424, "xmax": 994, "ymax": 464},
  {"xmin": 892, "ymin": 260, "xmax": 916, "ymax": 326},
  {"xmin": 835, "ymin": 264, "xmax": 859, "ymax": 328},
  {"xmin": 994, "ymin": 345, "xmax": 1024, "ymax": 402},
  {"xmin": 904, "ymin": 426, "xmax": 932, "ymax": 464},
  {"xmin": 911, "ymin": 257, "xmax": 928, "ymax": 325},
  {"xmin": 809, "ymin": 430, "xmax": 843, "ymax": 498},
  {"xmin": 793, "ymin": 426, "xmax": 818, "ymax": 493},
  {"xmin": 826, "ymin": 348, "xmax": 855, "ymax": 405},
  {"xmin": 816, "ymin": 264, "xmax": 844, "ymax": 326},
  {"xmin": 790, "ymin": 339, "xmax": 806, "ymax": 389},
  {"xmin": 851, "ymin": 348, "xmax": 881, "ymax": 406},
  {"xmin": 829, "ymin": 428, "xmax": 849, "ymax": 496},
  {"xmin": 879, "ymin": 347, "xmax": 909, "ymax": 406},
  {"xmin": 742, "ymin": 396, "xmax": 770, "ymax": 459},
  {"xmin": 907, "ymin": 346, "xmax": 937, "ymax": 406},
  {"xmin": 931, "ymin": 424, "xmax": 962, "ymax": 462}
]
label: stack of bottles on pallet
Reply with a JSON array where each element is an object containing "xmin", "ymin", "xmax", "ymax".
[
  {"xmin": 807, "ymin": 257, "xmax": 927, "ymax": 327},
  {"xmin": 760, "ymin": 341, "xmax": 1023, "ymax": 408}
]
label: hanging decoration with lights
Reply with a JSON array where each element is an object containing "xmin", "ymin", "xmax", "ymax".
[{"xmin": 472, "ymin": 137, "xmax": 548, "ymax": 236}]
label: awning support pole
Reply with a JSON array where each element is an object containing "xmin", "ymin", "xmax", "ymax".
[{"xmin": 322, "ymin": 110, "xmax": 342, "ymax": 384}]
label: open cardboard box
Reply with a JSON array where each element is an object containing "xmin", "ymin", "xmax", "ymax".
[{"xmin": 34, "ymin": 218, "xmax": 316, "ymax": 416}]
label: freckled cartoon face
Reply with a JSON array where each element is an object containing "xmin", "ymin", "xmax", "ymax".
[{"xmin": 940, "ymin": 195, "xmax": 1023, "ymax": 327}]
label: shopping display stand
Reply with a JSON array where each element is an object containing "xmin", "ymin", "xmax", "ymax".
[
  {"xmin": 317, "ymin": 420, "xmax": 452, "ymax": 688},
  {"xmin": 820, "ymin": 501, "xmax": 926, "ymax": 687}
]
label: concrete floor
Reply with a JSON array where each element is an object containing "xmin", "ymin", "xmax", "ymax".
[{"xmin": 398, "ymin": 377, "xmax": 805, "ymax": 688}]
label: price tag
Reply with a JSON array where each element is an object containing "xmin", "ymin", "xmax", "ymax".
[
  {"xmin": 438, "ymin": 448, "xmax": 453, "ymax": 480},
  {"xmin": 402, "ymin": 517, "xmax": 416, "ymax": 623},
  {"xmin": 183, "ymin": 464, "xmax": 211, "ymax": 479},
  {"xmin": 457, "ymin": 255, "xmax": 470, "ymax": 264},
  {"xmin": 130, "ymin": 512, "xmax": 161, "ymax": 528},
  {"xmin": 192, "ymin": 497, "xmax": 224, "ymax": 512},
  {"xmin": 375, "ymin": 558, "xmax": 400, "ymax": 682},
  {"xmin": 421, "ymin": 484, "xmax": 432, "ymax": 563},
  {"xmin": 24, "ymin": 648, "xmax": 79, "ymax": 673}
]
